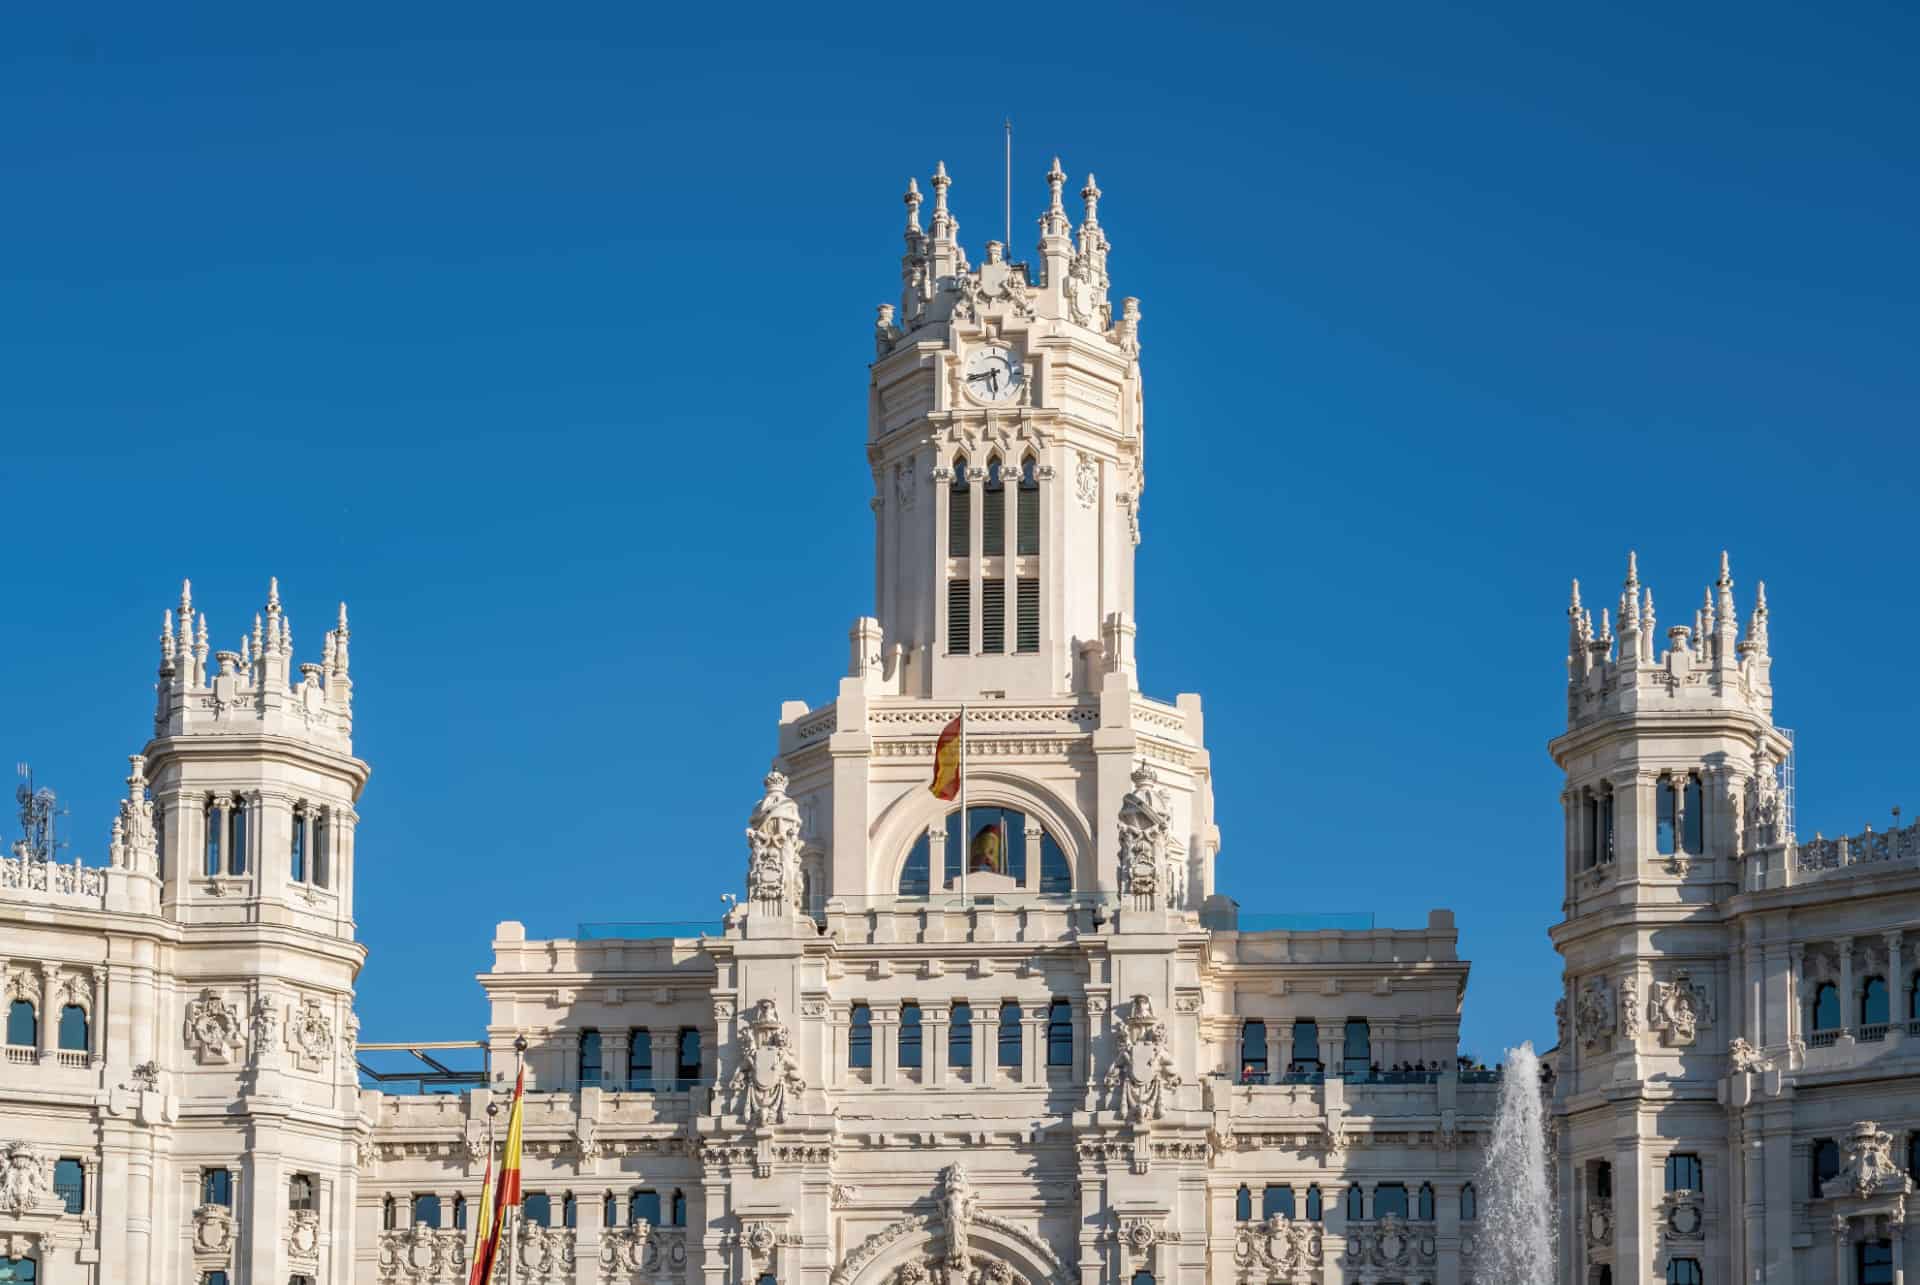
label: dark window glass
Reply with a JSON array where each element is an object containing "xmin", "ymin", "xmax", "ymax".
[
  {"xmin": 757, "ymin": 1276, "xmax": 778, "ymax": 1285},
  {"xmin": 1261, "ymin": 1185, "xmax": 1294, "ymax": 1219},
  {"xmin": 53, "ymin": 1159, "xmax": 83, "ymax": 1213},
  {"xmin": 1235, "ymin": 1186, "xmax": 1251, "ymax": 1221},
  {"xmin": 6, "ymin": 1001, "xmax": 36, "ymax": 1047},
  {"xmin": 1861, "ymin": 976, "xmax": 1889, "ymax": 1026},
  {"xmin": 1241, "ymin": 1021, "xmax": 1268, "ymax": 1080},
  {"xmin": 899, "ymin": 832, "xmax": 931, "ymax": 896},
  {"xmin": 1666, "ymin": 1258, "xmax": 1702, "ymax": 1285},
  {"xmin": 981, "ymin": 578, "xmax": 1006, "ymax": 653},
  {"xmin": 1814, "ymin": 1139, "xmax": 1841, "ymax": 1194},
  {"xmin": 1599, "ymin": 789, "xmax": 1615, "ymax": 863},
  {"xmin": 997, "ymin": 1002, "xmax": 1022, "ymax": 1069},
  {"xmin": 202, "ymin": 1169, "xmax": 233, "ymax": 1207},
  {"xmin": 950, "ymin": 1003, "xmax": 973, "ymax": 1068},
  {"xmin": 1046, "ymin": 1000, "xmax": 1073, "ymax": 1068},
  {"xmin": 1595, "ymin": 1162, "xmax": 1612, "ymax": 1199},
  {"xmin": 228, "ymin": 799, "xmax": 248, "ymax": 875},
  {"xmin": 1860, "ymin": 1240, "xmax": 1895, "ymax": 1285},
  {"xmin": 291, "ymin": 1277, "xmax": 316, "ymax": 1285},
  {"xmin": 1290, "ymin": 1020, "xmax": 1319, "ymax": 1071},
  {"xmin": 1460, "ymin": 1184, "xmax": 1477, "ymax": 1221},
  {"xmin": 627, "ymin": 1027, "xmax": 653, "ymax": 1089},
  {"xmin": 412, "ymin": 1194, "xmax": 441, "ymax": 1228},
  {"xmin": 1666, "ymin": 1153, "xmax": 1703, "ymax": 1193},
  {"xmin": 57, "ymin": 1005, "xmax": 87, "ymax": 1053},
  {"xmin": 1373, "ymin": 1183, "xmax": 1408, "ymax": 1219},
  {"xmin": 1657, "ymin": 779, "xmax": 1677, "ymax": 855},
  {"xmin": 452, "ymin": 1195, "xmax": 466, "ymax": 1229},
  {"xmin": 578, "ymin": 1029, "xmax": 602, "ymax": 1086},
  {"xmin": 1305, "ymin": 1185, "xmax": 1322, "ymax": 1222},
  {"xmin": 201, "ymin": 1274, "xmax": 225, "ymax": 1285},
  {"xmin": 983, "ymin": 458, "xmax": 1005, "ymax": 557},
  {"xmin": 289, "ymin": 1174, "xmax": 314, "ymax": 1212},
  {"xmin": 1682, "ymin": 775, "xmax": 1704, "ymax": 855},
  {"xmin": 953, "ymin": 807, "xmax": 1026, "ymax": 883},
  {"xmin": 1344, "ymin": 1186, "xmax": 1363, "ymax": 1221},
  {"xmin": 1342, "ymin": 1019, "xmax": 1371, "ymax": 1076},
  {"xmin": 563, "ymin": 1193, "xmax": 577, "ymax": 1229},
  {"xmin": 204, "ymin": 804, "xmax": 221, "ymax": 877},
  {"xmin": 312, "ymin": 813, "xmax": 330, "ymax": 889},
  {"xmin": 1910, "ymin": 1133, "xmax": 1920, "ymax": 1182},
  {"xmin": 947, "ymin": 579, "xmax": 971, "ymax": 655},
  {"xmin": 900, "ymin": 1004, "xmax": 923, "ymax": 1069},
  {"xmin": 671, "ymin": 1189, "xmax": 686, "ymax": 1226},
  {"xmin": 676, "ymin": 1028, "xmax": 701, "ymax": 1086},
  {"xmin": 1131, "ymin": 1274, "xmax": 1153, "ymax": 1285},
  {"xmin": 849, "ymin": 1005, "xmax": 874, "ymax": 1069},
  {"xmin": 630, "ymin": 1190, "xmax": 660, "ymax": 1226},
  {"xmin": 382, "ymin": 1196, "xmax": 396, "ymax": 1230},
  {"xmin": 948, "ymin": 462, "xmax": 971, "ymax": 558},
  {"xmin": 604, "ymin": 1193, "xmax": 618, "ymax": 1226},
  {"xmin": 1814, "ymin": 984, "xmax": 1841, "ymax": 1031},
  {"xmin": 522, "ymin": 1193, "xmax": 551, "ymax": 1227},
  {"xmin": 1016, "ymin": 458, "xmax": 1040, "ymax": 557},
  {"xmin": 1417, "ymin": 1183, "xmax": 1435, "ymax": 1220},
  {"xmin": 291, "ymin": 810, "xmax": 306, "ymax": 883},
  {"xmin": 1038, "ymin": 831, "xmax": 1070, "ymax": 892}
]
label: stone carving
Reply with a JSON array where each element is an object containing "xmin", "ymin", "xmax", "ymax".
[
  {"xmin": 1074, "ymin": 452, "xmax": 1098, "ymax": 508},
  {"xmin": 600, "ymin": 1222, "xmax": 651, "ymax": 1279},
  {"xmin": 286, "ymin": 996, "xmax": 334, "ymax": 1071},
  {"xmin": 1822, "ymin": 1121, "xmax": 1914, "ymax": 1199},
  {"xmin": 185, "ymin": 988, "xmax": 245, "ymax": 1063},
  {"xmin": 1343, "ymin": 1215, "xmax": 1432, "ymax": 1271},
  {"xmin": 1744, "ymin": 744, "xmax": 1785, "ymax": 851},
  {"xmin": 193, "ymin": 1202, "xmax": 236, "ymax": 1263},
  {"xmin": 895, "ymin": 462, "xmax": 917, "ymax": 512},
  {"xmin": 287, "ymin": 1208, "xmax": 321, "ymax": 1266},
  {"xmin": 831, "ymin": 1183, "xmax": 857, "ymax": 1208},
  {"xmin": 940, "ymin": 1162, "xmax": 976, "ymax": 1267},
  {"xmin": 746, "ymin": 770, "xmax": 804, "ymax": 915},
  {"xmin": 343, "ymin": 1011, "xmax": 360, "ymax": 1060},
  {"xmin": 1659, "ymin": 1190, "xmax": 1705, "ymax": 1244},
  {"xmin": 516, "ymin": 1223, "xmax": 576, "ymax": 1282},
  {"xmin": 1575, "ymin": 977, "xmax": 1615, "ymax": 1050},
  {"xmin": 1649, "ymin": 971, "xmax": 1712, "ymax": 1047},
  {"xmin": 464, "ymin": 1121, "xmax": 488, "ymax": 1167},
  {"xmin": 1116, "ymin": 765, "xmax": 1172, "ymax": 911},
  {"xmin": 1585, "ymin": 1200, "xmax": 1613, "ymax": 1249},
  {"xmin": 130, "ymin": 1060, "xmax": 160, "ymax": 1090},
  {"xmin": 0, "ymin": 1143, "xmax": 51, "ymax": 1216},
  {"xmin": 376, "ymin": 1224, "xmax": 468, "ymax": 1282},
  {"xmin": 357, "ymin": 1134, "xmax": 380, "ymax": 1174},
  {"xmin": 1233, "ymin": 1214, "xmax": 1322, "ymax": 1280},
  {"xmin": 1104, "ymin": 995, "xmax": 1180, "ymax": 1122},
  {"xmin": 573, "ymin": 1112, "xmax": 601, "ymax": 1164},
  {"xmin": 1554, "ymin": 997, "xmax": 1569, "ymax": 1049},
  {"xmin": 829, "ymin": 1214, "xmax": 933, "ymax": 1285},
  {"xmin": 249, "ymin": 995, "xmax": 278, "ymax": 1052},
  {"xmin": 1727, "ymin": 1038, "xmax": 1774, "ymax": 1074},
  {"xmin": 728, "ymin": 998, "xmax": 805, "ymax": 1127}
]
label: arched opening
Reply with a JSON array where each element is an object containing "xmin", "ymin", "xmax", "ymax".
[
  {"xmin": 1305, "ymin": 1184, "xmax": 1322, "ymax": 1222},
  {"xmin": 1417, "ymin": 1182, "xmax": 1435, "ymax": 1220},
  {"xmin": 900, "ymin": 1003, "xmax": 923, "ymax": 1070},
  {"xmin": 1861, "ymin": 976, "xmax": 1889, "ymax": 1028},
  {"xmin": 1460, "ymin": 1183, "xmax": 1476, "ymax": 1221},
  {"xmin": 1681, "ymin": 774, "xmax": 1704, "ymax": 855},
  {"xmin": 670, "ymin": 1189, "xmax": 687, "ymax": 1227},
  {"xmin": 849, "ymin": 1005, "xmax": 873, "ymax": 1070},
  {"xmin": 1262, "ymin": 1184, "xmax": 1294, "ymax": 1219},
  {"xmin": 56, "ymin": 1003, "xmax": 86, "ymax": 1054},
  {"xmin": 1812, "ymin": 1138, "xmax": 1840, "ymax": 1194},
  {"xmin": 949, "ymin": 1003, "xmax": 973, "ymax": 1069},
  {"xmin": 1812, "ymin": 983, "xmax": 1841, "ymax": 1032},
  {"xmin": 1240, "ymin": 1020, "xmax": 1267, "ymax": 1083},
  {"xmin": 5, "ymin": 1000, "xmax": 36, "ymax": 1047},
  {"xmin": 1045, "ymin": 999, "xmax": 1073, "ymax": 1067},
  {"xmin": 1656, "ymin": 777, "xmax": 1678, "ymax": 855},
  {"xmin": 997, "ymin": 1002, "xmax": 1021, "ymax": 1069},
  {"xmin": 982, "ymin": 457, "xmax": 1005, "ymax": 557},
  {"xmin": 1344, "ymin": 1186, "xmax": 1363, "ymax": 1221},
  {"xmin": 578, "ymin": 1029, "xmax": 602, "ymax": 1086},
  {"xmin": 898, "ymin": 806, "xmax": 1071, "ymax": 895},
  {"xmin": 1234, "ymin": 1185, "xmax": 1251, "ymax": 1222}
]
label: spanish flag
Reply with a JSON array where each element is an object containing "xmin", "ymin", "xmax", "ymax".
[
  {"xmin": 469, "ymin": 1064, "xmax": 525, "ymax": 1285},
  {"xmin": 930, "ymin": 714, "xmax": 963, "ymax": 801},
  {"xmin": 465, "ymin": 1153, "xmax": 494, "ymax": 1285}
]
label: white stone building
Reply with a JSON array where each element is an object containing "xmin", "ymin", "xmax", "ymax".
[{"xmin": 1551, "ymin": 556, "xmax": 1920, "ymax": 1285}]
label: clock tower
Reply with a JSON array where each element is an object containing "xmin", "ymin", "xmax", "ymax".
[{"xmin": 868, "ymin": 157, "xmax": 1144, "ymax": 702}]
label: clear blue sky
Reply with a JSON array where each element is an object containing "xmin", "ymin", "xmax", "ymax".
[{"xmin": 4, "ymin": 4, "xmax": 1916, "ymax": 1061}]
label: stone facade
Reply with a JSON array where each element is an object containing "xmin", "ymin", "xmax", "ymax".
[{"xmin": 1551, "ymin": 556, "xmax": 1920, "ymax": 1283}]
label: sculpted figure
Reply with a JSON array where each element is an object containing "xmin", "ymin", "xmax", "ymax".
[
  {"xmin": 1105, "ymin": 995, "xmax": 1181, "ymax": 1122},
  {"xmin": 729, "ymin": 999, "xmax": 805, "ymax": 1126},
  {"xmin": 745, "ymin": 770, "xmax": 804, "ymax": 914},
  {"xmin": 1116, "ymin": 764, "xmax": 1171, "ymax": 909},
  {"xmin": 939, "ymin": 1163, "xmax": 975, "ymax": 1267}
]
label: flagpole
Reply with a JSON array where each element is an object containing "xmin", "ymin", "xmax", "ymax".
[
  {"xmin": 507, "ymin": 1035, "xmax": 526, "ymax": 1285},
  {"xmin": 958, "ymin": 701, "xmax": 968, "ymax": 905}
]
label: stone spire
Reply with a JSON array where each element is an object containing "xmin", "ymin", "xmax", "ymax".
[
  {"xmin": 1713, "ymin": 551, "xmax": 1738, "ymax": 671},
  {"xmin": 1617, "ymin": 552, "xmax": 1643, "ymax": 665},
  {"xmin": 928, "ymin": 161, "xmax": 960, "ymax": 278},
  {"xmin": 1745, "ymin": 580, "xmax": 1770, "ymax": 657}
]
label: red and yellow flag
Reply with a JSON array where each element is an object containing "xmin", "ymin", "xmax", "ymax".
[
  {"xmin": 469, "ymin": 1064, "xmax": 525, "ymax": 1285},
  {"xmin": 930, "ymin": 714, "xmax": 963, "ymax": 801},
  {"xmin": 465, "ymin": 1153, "xmax": 495, "ymax": 1285}
]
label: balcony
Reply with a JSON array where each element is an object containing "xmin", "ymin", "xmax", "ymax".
[
  {"xmin": 1859, "ymin": 1023, "xmax": 1890, "ymax": 1044},
  {"xmin": 1808, "ymin": 1029, "xmax": 1841, "ymax": 1049}
]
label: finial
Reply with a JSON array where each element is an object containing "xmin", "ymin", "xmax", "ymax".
[
  {"xmin": 253, "ymin": 612, "xmax": 264, "ymax": 654},
  {"xmin": 1643, "ymin": 588, "xmax": 1655, "ymax": 640},
  {"xmin": 267, "ymin": 576, "xmax": 280, "ymax": 610},
  {"xmin": 1081, "ymin": 173, "xmax": 1102, "ymax": 227},
  {"xmin": 904, "ymin": 177, "xmax": 922, "ymax": 231},
  {"xmin": 1754, "ymin": 579, "xmax": 1768, "ymax": 614},
  {"xmin": 281, "ymin": 615, "xmax": 292, "ymax": 657},
  {"xmin": 1599, "ymin": 606, "xmax": 1612, "ymax": 642},
  {"xmin": 239, "ymin": 633, "xmax": 252, "ymax": 670},
  {"xmin": 1569, "ymin": 578, "xmax": 1582, "ymax": 613},
  {"xmin": 161, "ymin": 610, "xmax": 176, "ymax": 660},
  {"xmin": 195, "ymin": 612, "xmax": 208, "ymax": 649},
  {"xmin": 1624, "ymin": 550, "xmax": 1639, "ymax": 588},
  {"xmin": 179, "ymin": 578, "xmax": 193, "ymax": 619},
  {"xmin": 1718, "ymin": 550, "xmax": 1731, "ymax": 585},
  {"xmin": 337, "ymin": 601, "xmax": 350, "ymax": 636}
]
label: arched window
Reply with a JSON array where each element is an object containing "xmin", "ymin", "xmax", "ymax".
[
  {"xmin": 578, "ymin": 1029, "xmax": 602, "ymax": 1086},
  {"xmin": 1665, "ymin": 1259, "xmax": 1702, "ymax": 1285},
  {"xmin": 1240, "ymin": 1020, "xmax": 1268, "ymax": 1082},
  {"xmin": 452, "ymin": 1194, "xmax": 467, "ymax": 1229},
  {"xmin": 1234, "ymin": 1185, "xmax": 1251, "ymax": 1221},
  {"xmin": 204, "ymin": 800, "xmax": 221, "ymax": 877},
  {"xmin": 900, "ymin": 806, "xmax": 1070, "ymax": 894},
  {"xmin": 1656, "ymin": 777, "xmax": 1678, "ymax": 855},
  {"xmin": 290, "ymin": 807, "xmax": 306, "ymax": 883},
  {"xmin": 1665, "ymin": 1153, "xmax": 1703, "ymax": 1192},
  {"xmin": 949, "ymin": 1003, "xmax": 973, "ymax": 1069},
  {"xmin": 997, "ymin": 1002, "xmax": 1022, "ymax": 1069},
  {"xmin": 630, "ymin": 1189, "xmax": 660, "ymax": 1226},
  {"xmin": 848, "ymin": 1005, "xmax": 873, "ymax": 1069},
  {"xmin": 1594, "ymin": 1162, "xmax": 1612, "ymax": 1199},
  {"xmin": 522, "ymin": 1193, "xmax": 551, "ymax": 1228},
  {"xmin": 1417, "ymin": 1183, "xmax": 1435, "ymax": 1220},
  {"xmin": 228, "ymin": 798, "xmax": 248, "ymax": 875},
  {"xmin": 1290, "ymin": 1020, "xmax": 1320, "ymax": 1073},
  {"xmin": 899, "ymin": 1003, "xmax": 923, "ymax": 1069},
  {"xmin": 675, "ymin": 1028, "xmax": 701, "ymax": 1088},
  {"xmin": 983, "ymin": 457, "xmax": 1006, "ymax": 557},
  {"xmin": 412, "ymin": 1194, "xmax": 441, "ymax": 1228},
  {"xmin": 1813, "ymin": 1138, "xmax": 1841, "ymax": 1194},
  {"xmin": 5, "ymin": 1001, "xmax": 34, "ymax": 1048},
  {"xmin": 1813, "ymin": 983, "xmax": 1841, "ymax": 1032},
  {"xmin": 1017, "ymin": 457, "xmax": 1040, "ymax": 557},
  {"xmin": 1585, "ymin": 785, "xmax": 1615, "ymax": 867},
  {"xmin": 1861, "ymin": 976, "xmax": 1890, "ymax": 1027},
  {"xmin": 53, "ymin": 1159, "xmax": 84, "ymax": 1214},
  {"xmin": 1046, "ymin": 999, "xmax": 1073, "ymax": 1067},
  {"xmin": 1262, "ymin": 1185, "xmax": 1294, "ymax": 1219},
  {"xmin": 1344, "ymin": 1186, "xmax": 1364, "ymax": 1221},
  {"xmin": 1342, "ymin": 1019, "xmax": 1371, "ymax": 1077},
  {"xmin": 670, "ymin": 1189, "xmax": 687, "ymax": 1226},
  {"xmin": 1460, "ymin": 1183, "xmax": 1477, "ymax": 1221},
  {"xmin": 562, "ymin": 1192, "xmax": 578, "ymax": 1228},
  {"xmin": 1305, "ymin": 1185, "xmax": 1322, "ymax": 1222},
  {"xmin": 1130, "ymin": 1273, "xmax": 1154, "ymax": 1285},
  {"xmin": 289, "ymin": 1174, "xmax": 315, "ymax": 1212},
  {"xmin": 899, "ymin": 825, "xmax": 932, "ymax": 897},
  {"xmin": 1373, "ymin": 1183, "xmax": 1409, "ymax": 1219},
  {"xmin": 1682, "ymin": 774, "xmax": 1704, "ymax": 855},
  {"xmin": 628, "ymin": 1027, "xmax": 653, "ymax": 1090},
  {"xmin": 604, "ymin": 1193, "xmax": 618, "ymax": 1227},
  {"xmin": 948, "ymin": 458, "xmax": 972, "ymax": 558},
  {"xmin": 56, "ymin": 1004, "xmax": 86, "ymax": 1053},
  {"xmin": 312, "ymin": 810, "xmax": 331, "ymax": 889}
]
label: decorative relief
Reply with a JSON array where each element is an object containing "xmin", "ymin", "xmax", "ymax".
[
  {"xmin": 1821, "ymin": 1121, "xmax": 1914, "ymax": 1200},
  {"xmin": 727, "ymin": 998, "xmax": 805, "ymax": 1127},
  {"xmin": 193, "ymin": 1203, "xmax": 237, "ymax": 1266},
  {"xmin": 745, "ymin": 770, "xmax": 805, "ymax": 916},
  {"xmin": 1727, "ymin": 1038, "xmax": 1773, "ymax": 1073},
  {"xmin": 1074, "ymin": 452, "xmax": 1098, "ymax": 508},
  {"xmin": 1341, "ymin": 1216, "xmax": 1434, "ymax": 1272},
  {"xmin": 249, "ymin": 994, "xmax": 278, "ymax": 1055},
  {"xmin": 515, "ymin": 1224, "xmax": 577, "ymax": 1283},
  {"xmin": 1575, "ymin": 977, "xmax": 1615, "ymax": 1050},
  {"xmin": 286, "ymin": 996, "xmax": 335, "ymax": 1072},
  {"xmin": 1116, "ymin": 764, "xmax": 1172, "ymax": 911},
  {"xmin": 1584, "ymin": 1200, "xmax": 1613, "ymax": 1250},
  {"xmin": 287, "ymin": 1208, "xmax": 322, "ymax": 1269},
  {"xmin": 1233, "ymin": 1215, "xmax": 1322, "ymax": 1281},
  {"xmin": 185, "ymin": 988, "xmax": 245, "ymax": 1064},
  {"xmin": 1104, "ymin": 995, "xmax": 1180, "ymax": 1123},
  {"xmin": 572, "ymin": 1113, "xmax": 601, "ymax": 1165},
  {"xmin": 1648, "ymin": 971, "xmax": 1711, "ymax": 1047},
  {"xmin": 376, "ymin": 1224, "xmax": 468, "ymax": 1282},
  {"xmin": 1744, "ymin": 743, "xmax": 1785, "ymax": 851},
  {"xmin": 1658, "ymin": 1191, "xmax": 1704, "ymax": 1245},
  {"xmin": 0, "ymin": 1142, "xmax": 53, "ymax": 1216}
]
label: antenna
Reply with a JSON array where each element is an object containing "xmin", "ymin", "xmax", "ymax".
[
  {"xmin": 1004, "ymin": 117, "xmax": 1012, "ymax": 250},
  {"xmin": 14, "ymin": 763, "xmax": 68, "ymax": 863}
]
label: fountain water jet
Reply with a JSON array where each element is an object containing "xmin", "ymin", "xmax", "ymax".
[{"xmin": 1478, "ymin": 1041, "xmax": 1557, "ymax": 1284}]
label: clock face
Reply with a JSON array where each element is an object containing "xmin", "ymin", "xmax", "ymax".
[{"xmin": 963, "ymin": 345, "xmax": 1024, "ymax": 403}]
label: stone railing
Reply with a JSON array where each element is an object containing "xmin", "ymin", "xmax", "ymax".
[
  {"xmin": 375, "ymin": 1224, "xmax": 471, "ymax": 1283},
  {"xmin": 1341, "ymin": 1216, "xmax": 1439, "ymax": 1275},
  {"xmin": 602, "ymin": 1226, "xmax": 688, "ymax": 1281},
  {"xmin": 1795, "ymin": 816, "xmax": 1920, "ymax": 880},
  {"xmin": 0, "ymin": 853, "xmax": 106, "ymax": 906}
]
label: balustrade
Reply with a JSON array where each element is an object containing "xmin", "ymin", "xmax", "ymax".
[{"xmin": 1794, "ymin": 814, "xmax": 1920, "ymax": 878}]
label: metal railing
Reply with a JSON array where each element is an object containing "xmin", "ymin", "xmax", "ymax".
[
  {"xmin": 357, "ymin": 1041, "xmax": 490, "ymax": 1094},
  {"xmin": 576, "ymin": 921, "xmax": 723, "ymax": 941}
]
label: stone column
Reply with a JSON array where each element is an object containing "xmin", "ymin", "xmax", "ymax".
[
  {"xmin": 1834, "ymin": 1214, "xmax": 1851, "ymax": 1285},
  {"xmin": 874, "ymin": 1006, "xmax": 897, "ymax": 1087},
  {"xmin": 574, "ymin": 1175, "xmax": 606, "ymax": 1285},
  {"xmin": 1436, "ymin": 1179, "xmax": 1462, "ymax": 1285},
  {"xmin": 1787, "ymin": 944, "xmax": 1806, "ymax": 1056},
  {"xmin": 1888, "ymin": 932, "xmax": 1906, "ymax": 1044},
  {"xmin": 1072, "ymin": 1000, "xmax": 1090, "ymax": 1085},
  {"xmin": 603, "ymin": 1030, "xmax": 629, "ymax": 1091},
  {"xmin": 1893, "ymin": 1213, "xmax": 1906, "ymax": 1285},
  {"xmin": 926, "ymin": 1008, "xmax": 948, "ymax": 1087},
  {"xmin": 1840, "ymin": 940, "xmax": 1855, "ymax": 1040},
  {"xmin": 976, "ymin": 1004, "xmax": 994, "ymax": 1087},
  {"xmin": 38, "ymin": 966, "xmax": 57, "ymax": 1063},
  {"xmin": 651, "ymin": 1031, "xmax": 679, "ymax": 1092},
  {"xmin": 1024, "ymin": 1004, "xmax": 1047, "ymax": 1082},
  {"xmin": 1613, "ymin": 1132, "xmax": 1646, "ymax": 1282}
]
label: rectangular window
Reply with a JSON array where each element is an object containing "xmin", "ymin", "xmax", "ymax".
[
  {"xmin": 522, "ymin": 1193, "xmax": 551, "ymax": 1228},
  {"xmin": 1372, "ymin": 1183, "xmax": 1409, "ymax": 1219},
  {"xmin": 1290, "ymin": 1019, "xmax": 1320, "ymax": 1071},
  {"xmin": 1016, "ymin": 479, "xmax": 1039, "ymax": 556},
  {"xmin": 675, "ymin": 1028, "xmax": 701, "ymax": 1087},
  {"xmin": 1657, "ymin": 779, "xmax": 1677, "ymax": 855},
  {"xmin": 899, "ymin": 1004, "xmax": 922, "ymax": 1069},
  {"xmin": 1860, "ymin": 1240, "xmax": 1895, "ymax": 1285},
  {"xmin": 579, "ymin": 1029, "xmax": 602, "ymax": 1086},
  {"xmin": 1240, "ymin": 1021, "xmax": 1268, "ymax": 1081},
  {"xmin": 54, "ymin": 1158, "xmax": 84, "ymax": 1213},
  {"xmin": 1015, "ymin": 578, "xmax": 1039, "ymax": 653},
  {"xmin": 1683, "ymin": 775, "xmax": 1705, "ymax": 855},
  {"xmin": 204, "ymin": 806, "xmax": 221, "ymax": 877},
  {"xmin": 412, "ymin": 1194, "xmax": 441, "ymax": 1228},
  {"xmin": 1600, "ymin": 789, "xmax": 1615, "ymax": 863},
  {"xmin": 289, "ymin": 1173, "xmax": 315, "ymax": 1213},
  {"xmin": 849, "ymin": 1005, "xmax": 873, "ymax": 1069},
  {"xmin": 997, "ymin": 1002, "xmax": 1022, "ymax": 1069},
  {"xmin": 201, "ymin": 1168, "xmax": 234, "ymax": 1208},
  {"xmin": 1665, "ymin": 1153, "xmax": 1703, "ymax": 1193},
  {"xmin": 1342, "ymin": 1019, "xmax": 1371, "ymax": 1077},
  {"xmin": 228, "ymin": 800, "xmax": 247, "ymax": 875},
  {"xmin": 1261, "ymin": 1185, "xmax": 1295, "ymax": 1219},
  {"xmin": 948, "ymin": 476, "xmax": 971, "ymax": 557},
  {"xmin": 630, "ymin": 1189, "xmax": 661, "ymax": 1226},
  {"xmin": 291, "ymin": 811, "xmax": 306, "ymax": 883},
  {"xmin": 1046, "ymin": 999, "xmax": 1073, "ymax": 1068},
  {"xmin": 981, "ymin": 579, "xmax": 1005, "ymax": 653},
  {"xmin": 947, "ymin": 580, "xmax": 971, "ymax": 654},
  {"xmin": 949, "ymin": 1004, "xmax": 972, "ymax": 1069},
  {"xmin": 628, "ymin": 1027, "xmax": 653, "ymax": 1090}
]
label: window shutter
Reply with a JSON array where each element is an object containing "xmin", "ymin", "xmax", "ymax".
[
  {"xmin": 947, "ymin": 580, "xmax": 971, "ymax": 654},
  {"xmin": 981, "ymin": 579, "xmax": 1005, "ymax": 653},
  {"xmin": 948, "ymin": 474, "xmax": 970, "ymax": 557},
  {"xmin": 1016, "ymin": 579, "xmax": 1039, "ymax": 653}
]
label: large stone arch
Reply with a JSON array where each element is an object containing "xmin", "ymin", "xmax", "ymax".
[
  {"xmin": 831, "ymin": 1216, "xmax": 1073, "ymax": 1285},
  {"xmin": 868, "ymin": 768, "xmax": 1093, "ymax": 896}
]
